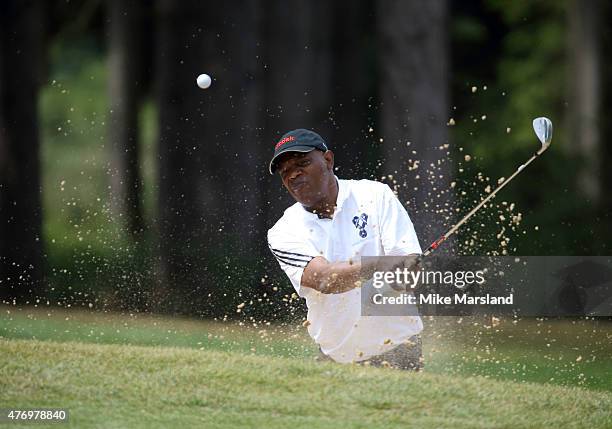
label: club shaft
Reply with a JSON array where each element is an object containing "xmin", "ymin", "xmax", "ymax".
[{"xmin": 423, "ymin": 148, "xmax": 545, "ymax": 256}]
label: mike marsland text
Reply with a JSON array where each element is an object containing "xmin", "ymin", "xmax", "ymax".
[{"xmin": 372, "ymin": 293, "xmax": 514, "ymax": 305}]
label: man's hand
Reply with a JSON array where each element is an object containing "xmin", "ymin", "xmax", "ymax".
[
  {"xmin": 404, "ymin": 254, "xmax": 422, "ymax": 272},
  {"xmin": 373, "ymin": 254, "xmax": 421, "ymax": 291},
  {"xmin": 369, "ymin": 253, "xmax": 421, "ymax": 274}
]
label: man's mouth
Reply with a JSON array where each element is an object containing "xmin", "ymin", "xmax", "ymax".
[{"xmin": 291, "ymin": 181, "xmax": 307, "ymax": 193}]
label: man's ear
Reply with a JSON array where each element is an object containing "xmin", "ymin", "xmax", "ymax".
[{"xmin": 323, "ymin": 150, "xmax": 334, "ymax": 171}]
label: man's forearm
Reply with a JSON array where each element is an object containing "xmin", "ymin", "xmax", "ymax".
[
  {"xmin": 302, "ymin": 254, "xmax": 420, "ymax": 294},
  {"xmin": 308, "ymin": 260, "xmax": 364, "ymax": 294}
]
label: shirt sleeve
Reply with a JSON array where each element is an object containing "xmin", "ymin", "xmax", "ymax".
[
  {"xmin": 267, "ymin": 229, "xmax": 319, "ymax": 297},
  {"xmin": 378, "ymin": 184, "xmax": 422, "ymax": 256}
]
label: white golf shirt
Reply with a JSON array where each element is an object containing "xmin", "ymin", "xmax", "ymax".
[{"xmin": 268, "ymin": 178, "xmax": 423, "ymax": 363}]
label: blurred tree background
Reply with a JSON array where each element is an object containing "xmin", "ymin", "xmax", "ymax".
[{"xmin": 1, "ymin": 0, "xmax": 611, "ymax": 318}]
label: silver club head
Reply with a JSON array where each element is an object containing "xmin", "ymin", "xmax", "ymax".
[{"xmin": 533, "ymin": 117, "xmax": 553, "ymax": 151}]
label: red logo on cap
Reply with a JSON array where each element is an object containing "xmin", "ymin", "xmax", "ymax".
[{"xmin": 275, "ymin": 135, "xmax": 295, "ymax": 150}]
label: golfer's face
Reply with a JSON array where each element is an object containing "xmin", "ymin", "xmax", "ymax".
[{"xmin": 277, "ymin": 151, "xmax": 330, "ymax": 206}]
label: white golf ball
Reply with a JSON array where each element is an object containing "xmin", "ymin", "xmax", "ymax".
[{"xmin": 196, "ymin": 73, "xmax": 212, "ymax": 89}]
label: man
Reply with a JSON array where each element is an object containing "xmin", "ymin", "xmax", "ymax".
[{"xmin": 267, "ymin": 129, "xmax": 423, "ymax": 370}]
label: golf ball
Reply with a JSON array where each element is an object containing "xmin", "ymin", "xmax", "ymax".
[{"xmin": 196, "ymin": 73, "xmax": 212, "ymax": 89}]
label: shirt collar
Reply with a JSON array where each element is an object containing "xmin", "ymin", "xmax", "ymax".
[{"xmin": 334, "ymin": 176, "xmax": 349, "ymax": 213}]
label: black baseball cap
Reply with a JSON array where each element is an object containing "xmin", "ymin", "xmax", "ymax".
[{"xmin": 269, "ymin": 129, "xmax": 329, "ymax": 175}]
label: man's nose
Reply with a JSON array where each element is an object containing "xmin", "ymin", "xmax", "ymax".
[{"xmin": 288, "ymin": 168, "xmax": 302, "ymax": 181}]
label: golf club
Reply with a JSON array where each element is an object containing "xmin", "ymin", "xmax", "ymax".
[{"xmin": 421, "ymin": 116, "xmax": 553, "ymax": 256}]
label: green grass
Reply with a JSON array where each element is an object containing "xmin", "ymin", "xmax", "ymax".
[
  {"xmin": 422, "ymin": 317, "xmax": 612, "ymax": 392},
  {"xmin": 2, "ymin": 305, "xmax": 611, "ymax": 393},
  {"xmin": 1, "ymin": 306, "xmax": 611, "ymax": 427},
  {"xmin": 0, "ymin": 305, "xmax": 315, "ymax": 359},
  {"xmin": 1, "ymin": 338, "xmax": 611, "ymax": 429}
]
